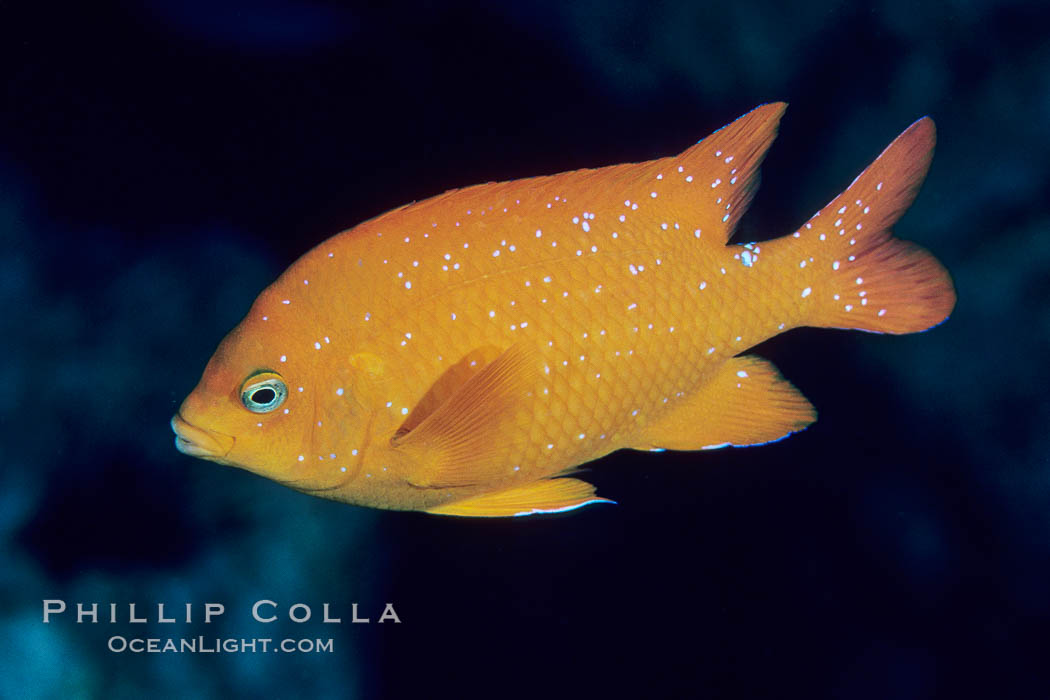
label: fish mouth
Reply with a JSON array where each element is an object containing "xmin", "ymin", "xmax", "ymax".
[{"xmin": 171, "ymin": 414, "xmax": 235, "ymax": 460}]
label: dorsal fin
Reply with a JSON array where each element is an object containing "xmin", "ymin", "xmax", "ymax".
[
  {"xmin": 391, "ymin": 344, "xmax": 540, "ymax": 488},
  {"xmin": 672, "ymin": 102, "xmax": 786, "ymax": 244}
]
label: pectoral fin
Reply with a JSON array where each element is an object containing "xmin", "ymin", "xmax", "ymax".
[
  {"xmin": 396, "ymin": 345, "xmax": 502, "ymax": 436},
  {"xmin": 392, "ymin": 344, "xmax": 539, "ymax": 488},
  {"xmin": 425, "ymin": 478, "xmax": 614, "ymax": 517},
  {"xmin": 634, "ymin": 355, "xmax": 816, "ymax": 451}
]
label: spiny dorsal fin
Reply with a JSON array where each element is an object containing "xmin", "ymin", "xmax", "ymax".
[
  {"xmin": 673, "ymin": 102, "xmax": 786, "ymax": 245},
  {"xmin": 391, "ymin": 344, "xmax": 539, "ymax": 488},
  {"xmin": 369, "ymin": 104, "xmax": 785, "ymax": 261},
  {"xmin": 425, "ymin": 478, "xmax": 613, "ymax": 517}
]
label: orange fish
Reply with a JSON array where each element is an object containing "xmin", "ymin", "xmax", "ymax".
[{"xmin": 172, "ymin": 103, "xmax": 955, "ymax": 517}]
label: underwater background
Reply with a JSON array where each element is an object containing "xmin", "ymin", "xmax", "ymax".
[{"xmin": 3, "ymin": 1, "xmax": 1048, "ymax": 697}]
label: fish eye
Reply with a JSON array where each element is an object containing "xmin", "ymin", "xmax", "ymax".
[{"xmin": 241, "ymin": 374, "xmax": 287, "ymax": 413}]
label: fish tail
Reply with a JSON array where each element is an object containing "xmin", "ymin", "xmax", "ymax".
[{"xmin": 787, "ymin": 116, "xmax": 955, "ymax": 334}]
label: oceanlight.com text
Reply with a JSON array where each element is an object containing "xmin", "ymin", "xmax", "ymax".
[{"xmin": 107, "ymin": 636, "xmax": 334, "ymax": 654}]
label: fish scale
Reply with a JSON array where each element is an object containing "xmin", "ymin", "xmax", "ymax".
[{"xmin": 172, "ymin": 103, "xmax": 955, "ymax": 517}]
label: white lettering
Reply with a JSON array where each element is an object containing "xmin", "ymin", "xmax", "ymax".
[
  {"xmin": 77, "ymin": 603, "xmax": 98, "ymax": 623},
  {"xmin": 42, "ymin": 599, "xmax": 65, "ymax": 623},
  {"xmin": 253, "ymin": 600, "xmax": 277, "ymax": 623},
  {"xmin": 378, "ymin": 604, "xmax": 401, "ymax": 624},
  {"xmin": 289, "ymin": 604, "xmax": 311, "ymax": 623},
  {"xmin": 204, "ymin": 603, "xmax": 225, "ymax": 624},
  {"xmin": 322, "ymin": 603, "xmax": 341, "ymax": 623}
]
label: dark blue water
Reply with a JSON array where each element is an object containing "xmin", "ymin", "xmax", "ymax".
[{"xmin": 4, "ymin": 1, "xmax": 1048, "ymax": 697}]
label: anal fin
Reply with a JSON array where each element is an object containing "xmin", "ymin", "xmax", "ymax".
[
  {"xmin": 425, "ymin": 478, "xmax": 614, "ymax": 518},
  {"xmin": 634, "ymin": 356, "xmax": 816, "ymax": 451}
]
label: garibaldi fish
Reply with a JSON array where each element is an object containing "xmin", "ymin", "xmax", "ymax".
[{"xmin": 172, "ymin": 104, "xmax": 955, "ymax": 517}]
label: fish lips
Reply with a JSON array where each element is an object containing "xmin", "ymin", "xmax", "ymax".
[{"xmin": 171, "ymin": 414, "xmax": 235, "ymax": 461}]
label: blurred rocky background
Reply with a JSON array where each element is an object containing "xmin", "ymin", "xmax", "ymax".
[{"xmin": 2, "ymin": 1, "xmax": 1047, "ymax": 697}]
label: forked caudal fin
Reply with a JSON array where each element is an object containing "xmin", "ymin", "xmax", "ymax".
[{"xmin": 787, "ymin": 117, "xmax": 956, "ymax": 334}]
